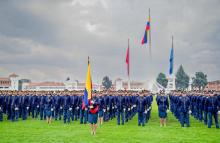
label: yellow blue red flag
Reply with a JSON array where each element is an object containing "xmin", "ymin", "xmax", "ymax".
[{"xmin": 83, "ymin": 57, "xmax": 92, "ymax": 106}]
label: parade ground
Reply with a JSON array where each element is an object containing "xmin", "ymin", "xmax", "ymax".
[{"xmin": 0, "ymin": 98, "xmax": 219, "ymax": 143}]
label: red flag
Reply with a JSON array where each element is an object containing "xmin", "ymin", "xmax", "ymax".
[{"xmin": 126, "ymin": 39, "xmax": 130, "ymax": 76}]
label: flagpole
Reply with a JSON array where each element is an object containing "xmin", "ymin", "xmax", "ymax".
[{"xmin": 149, "ymin": 8, "xmax": 152, "ymax": 60}]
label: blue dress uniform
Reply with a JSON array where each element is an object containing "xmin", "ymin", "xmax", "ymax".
[
  {"xmin": 31, "ymin": 95, "xmax": 35, "ymax": 118},
  {"xmin": 14, "ymin": 95, "xmax": 20, "ymax": 121},
  {"xmin": 156, "ymin": 95, "xmax": 169, "ymax": 119},
  {"xmin": 80, "ymin": 96, "xmax": 88, "ymax": 124},
  {"xmin": 74, "ymin": 96, "xmax": 80, "ymax": 121},
  {"xmin": 58, "ymin": 95, "xmax": 64, "ymax": 120},
  {"xmin": 10, "ymin": 95, "xmax": 16, "ymax": 121},
  {"xmin": 6, "ymin": 95, "xmax": 12, "ymax": 120},
  {"xmin": 103, "ymin": 96, "xmax": 110, "ymax": 121},
  {"xmin": 45, "ymin": 96, "xmax": 52, "ymax": 118},
  {"xmin": 145, "ymin": 95, "xmax": 153, "ymax": 123},
  {"xmin": 35, "ymin": 95, "xmax": 40, "ymax": 118},
  {"xmin": 39, "ymin": 95, "xmax": 45, "ymax": 120},
  {"xmin": 116, "ymin": 95, "xmax": 125, "ymax": 125},
  {"xmin": 0, "ymin": 95, "xmax": 4, "ymax": 121},
  {"xmin": 51, "ymin": 96, "xmax": 55, "ymax": 118},
  {"xmin": 98, "ymin": 97, "xmax": 104, "ymax": 118},
  {"xmin": 70, "ymin": 95, "xmax": 76, "ymax": 122},
  {"xmin": 63, "ymin": 95, "xmax": 71, "ymax": 123},
  {"xmin": 137, "ymin": 96, "xmax": 146, "ymax": 126},
  {"xmin": 179, "ymin": 96, "xmax": 190, "ymax": 127},
  {"xmin": 202, "ymin": 96, "xmax": 209, "ymax": 125},
  {"xmin": 54, "ymin": 95, "xmax": 59, "ymax": 120},
  {"xmin": 207, "ymin": 95, "xmax": 219, "ymax": 128},
  {"xmin": 88, "ymin": 99, "xmax": 99, "ymax": 124}
]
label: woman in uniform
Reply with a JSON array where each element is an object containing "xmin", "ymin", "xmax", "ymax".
[
  {"xmin": 156, "ymin": 91, "xmax": 169, "ymax": 127},
  {"xmin": 88, "ymin": 98, "xmax": 99, "ymax": 135}
]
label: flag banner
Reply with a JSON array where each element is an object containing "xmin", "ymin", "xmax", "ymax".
[
  {"xmin": 126, "ymin": 39, "xmax": 130, "ymax": 76},
  {"xmin": 83, "ymin": 58, "xmax": 92, "ymax": 107},
  {"xmin": 169, "ymin": 38, "xmax": 174, "ymax": 75},
  {"xmin": 141, "ymin": 21, "xmax": 150, "ymax": 45}
]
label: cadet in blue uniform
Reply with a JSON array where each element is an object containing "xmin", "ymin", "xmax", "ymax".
[
  {"xmin": 116, "ymin": 94, "xmax": 125, "ymax": 125},
  {"xmin": 179, "ymin": 93, "xmax": 190, "ymax": 127},
  {"xmin": 0, "ymin": 94, "xmax": 4, "ymax": 121},
  {"xmin": 137, "ymin": 93, "xmax": 146, "ymax": 126},
  {"xmin": 98, "ymin": 95, "xmax": 104, "ymax": 125},
  {"xmin": 88, "ymin": 98, "xmax": 99, "ymax": 135},
  {"xmin": 207, "ymin": 92, "xmax": 219, "ymax": 128},
  {"xmin": 156, "ymin": 92, "xmax": 169, "ymax": 127},
  {"xmin": 45, "ymin": 95, "xmax": 52, "ymax": 124}
]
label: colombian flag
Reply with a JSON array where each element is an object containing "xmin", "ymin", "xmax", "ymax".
[
  {"xmin": 83, "ymin": 58, "xmax": 92, "ymax": 107},
  {"xmin": 141, "ymin": 16, "xmax": 150, "ymax": 45}
]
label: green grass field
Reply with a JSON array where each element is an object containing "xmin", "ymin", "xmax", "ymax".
[{"xmin": 0, "ymin": 98, "xmax": 219, "ymax": 143}]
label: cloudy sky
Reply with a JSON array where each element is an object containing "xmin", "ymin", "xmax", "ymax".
[{"xmin": 0, "ymin": 0, "xmax": 219, "ymax": 83}]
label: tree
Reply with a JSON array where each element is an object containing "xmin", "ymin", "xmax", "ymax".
[
  {"xmin": 156, "ymin": 73, "xmax": 168, "ymax": 88},
  {"xmin": 175, "ymin": 65, "xmax": 189, "ymax": 90},
  {"xmin": 102, "ymin": 76, "xmax": 112, "ymax": 90},
  {"xmin": 192, "ymin": 72, "xmax": 208, "ymax": 90}
]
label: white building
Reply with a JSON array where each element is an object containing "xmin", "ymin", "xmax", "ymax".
[
  {"xmin": 24, "ymin": 80, "xmax": 102, "ymax": 91},
  {"xmin": 114, "ymin": 78, "xmax": 146, "ymax": 91},
  {"xmin": 0, "ymin": 73, "xmax": 20, "ymax": 90},
  {"xmin": 25, "ymin": 82, "xmax": 66, "ymax": 91}
]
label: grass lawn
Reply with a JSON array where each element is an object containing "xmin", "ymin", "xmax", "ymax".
[{"xmin": 0, "ymin": 98, "xmax": 219, "ymax": 143}]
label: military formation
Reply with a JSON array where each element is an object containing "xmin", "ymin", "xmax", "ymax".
[
  {"xmin": 0, "ymin": 90, "xmax": 219, "ymax": 129},
  {"xmin": 169, "ymin": 91, "xmax": 220, "ymax": 128},
  {"xmin": 0, "ymin": 90, "xmax": 153, "ymax": 126}
]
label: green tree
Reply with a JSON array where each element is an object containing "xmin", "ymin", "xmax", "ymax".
[
  {"xmin": 192, "ymin": 72, "xmax": 208, "ymax": 90},
  {"xmin": 102, "ymin": 76, "xmax": 112, "ymax": 90},
  {"xmin": 156, "ymin": 73, "xmax": 168, "ymax": 88},
  {"xmin": 175, "ymin": 65, "xmax": 189, "ymax": 90}
]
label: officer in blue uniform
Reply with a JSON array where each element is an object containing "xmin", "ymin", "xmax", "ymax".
[
  {"xmin": 179, "ymin": 93, "xmax": 190, "ymax": 127},
  {"xmin": 63, "ymin": 94, "xmax": 71, "ymax": 124},
  {"xmin": 58, "ymin": 94, "xmax": 64, "ymax": 120},
  {"xmin": 45, "ymin": 95, "xmax": 52, "ymax": 124},
  {"xmin": 39, "ymin": 94, "xmax": 45, "ymax": 120},
  {"xmin": 137, "ymin": 93, "xmax": 146, "ymax": 126},
  {"xmin": 207, "ymin": 92, "xmax": 219, "ymax": 128},
  {"xmin": 116, "ymin": 94, "xmax": 125, "ymax": 125},
  {"xmin": 0, "ymin": 94, "xmax": 4, "ymax": 121},
  {"xmin": 14, "ymin": 95, "xmax": 20, "ymax": 121},
  {"xmin": 98, "ymin": 95, "xmax": 104, "ymax": 125},
  {"xmin": 88, "ymin": 98, "xmax": 99, "ymax": 135},
  {"xmin": 156, "ymin": 92, "xmax": 169, "ymax": 127}
]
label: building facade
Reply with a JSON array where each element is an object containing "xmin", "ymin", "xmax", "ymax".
[{"xmin": 205, "ymin": 80, "xmax": 220, "ymax": 91}]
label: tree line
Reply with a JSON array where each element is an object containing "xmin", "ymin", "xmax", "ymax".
[{"xmin": 156, "ymin": 65, "xmax": 208, "ymax": 90}]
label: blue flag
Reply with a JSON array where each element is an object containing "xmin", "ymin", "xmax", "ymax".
[{"xmin": 169, "ymin": 47, "xmax": 174, "ymax": 75}]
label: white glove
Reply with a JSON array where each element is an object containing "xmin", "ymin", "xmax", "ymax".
[
  {"xmin": 123, "ymin": 108, "xmax": 126, "ymax": 111},
  {"xmin": 103, "ymin": 109, "xmax": 106, "ymax": 112},
  {"xmin": 189, "ymin": 110, "xmax": 192, "ymax": 114},
  {"xmin": 15, "ymin": 107, "xmax": 19, "ymax": 111},
  {"xmin": 69, "ymin": 108, "xmax": 72, "ymax": 111},
  {"xmin": 37, "ymin": 105, "xmax": 39, "ymax": 108},
  {"xmin": 60, "ymin": 107, "xmax": 63, "ymax": 109},
  {"xmin": 51, "ymin": 108, "xmax": 54, "ymax": 111},
  {"xmin": 27, "ymin": 107, "xmax": 29, "ymax": 110},
  {"xmin": 76, "ymin": 107, "xmax": 79, "ymax": 109},
  {"xmin": 144, "ymin": 110, "xmax": 148, "ymax": 114},
  {"xmin": 85, "ymin": 107, "xmax": 88, "ymax": 111}
]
